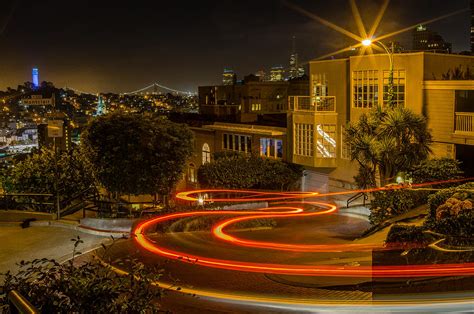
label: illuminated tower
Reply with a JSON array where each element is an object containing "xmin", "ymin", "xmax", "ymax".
[
  {"xmin": 32, "ymin": 68, "xmax": 39, "ymax": 89},
  {"xmin": 94, "ymin": 95, "xmax": 107, "ymax": 116}
]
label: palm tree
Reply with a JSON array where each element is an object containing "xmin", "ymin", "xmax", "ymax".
[{"xmin": 346, "ymin": 106, "xmax": 432, "ymax": 187}]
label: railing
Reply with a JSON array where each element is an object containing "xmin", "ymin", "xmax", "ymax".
[
  {"xmin": 346, "ymin": 192, "xmax": 368, "ymax": 208},
  {"xmin": 455, "ymin": 112, "xmax": 474, "ymax": 134},
  {"xmin": 289, "ymin": 96, "xmax": 336, "ymax": 112},
  {"xmin": 7, "ymin": 290, "xmax": 39, "ymax": 313}
]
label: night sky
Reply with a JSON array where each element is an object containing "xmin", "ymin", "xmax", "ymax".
[{"xmin": 0, "ymin": 0, "xmax": 471, "ymax": 93}]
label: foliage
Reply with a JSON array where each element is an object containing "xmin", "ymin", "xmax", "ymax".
[
  {"xmin": 0, "ymin": 147, "xmax": 97, "ymax": 212},
  {"xmin": 369, "ymin": 189, "xmax": 416, "ymax": 225},
  {"xmin": 441, "ymin": 66, "xmax": 474, "ymax": 80},
  {"xmin": 82, "ymin": 111, "xmax": 193, "ymax": 197},
  {"xmin": 198, "ymin": 154, "xmax": 303, "ymax": 190},
  {"xmin": 425, "ymin": 183, "xmax": 474, "ymax": 238},
  {"xmin": 0, "ymin": 237, "xmax": 163, "ymax": 313},
  {"xmin": 369, "ymin": 158, "xmax": 463, "ymax": 225},
  {"xmin": 346, "ymin": 106, "xmax": 432, "ymax": 188},
  {"xmin": 385, "ymin": 225, "xmax": 430, "ymax": 245},
  {"xmin": 164, "ymin": 215, "xmax": 276, "ymax": 233},
  {"xmin": 426, "ymin": 182, "xmax": 474, "ymax": 224},
  {"xmin": 411, "ymin": 158, "xmax": 463, "ymax": 184}
]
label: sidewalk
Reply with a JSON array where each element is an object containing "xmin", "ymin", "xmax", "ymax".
[{"xmin": 0, "ymin": 225, "xmax": 108, "ymax": 279}]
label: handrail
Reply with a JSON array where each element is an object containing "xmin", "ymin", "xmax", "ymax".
[
  {"xmin": 346, "ymin": 191, "xmax": 368, "ymax": 208},
  {"xmin": 8, "ymin": 290, "xmax": 39, "ymax": 314}
]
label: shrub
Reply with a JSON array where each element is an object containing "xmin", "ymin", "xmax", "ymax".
[
  {"xmin": 369, "ymin": 158, "xmax": 464, "ymax": 225},
  {"xmin": 0, "ymin": 237, "xmax": 163, "ymax": 312},
  {"xmin": 370, "ymin": 189, "xmax": 416, "ymax": 225},
  {"xmin": 198, "ymin": 154, "xmax": 303, "ymax": 191},
  {"xmin": 385, "ymin": 225, "xmax": 431, "ymax": 245}
]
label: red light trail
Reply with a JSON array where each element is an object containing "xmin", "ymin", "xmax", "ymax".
[{"xmin": 133, "ymin": 179, "xmax": 474, "ymax": 278}]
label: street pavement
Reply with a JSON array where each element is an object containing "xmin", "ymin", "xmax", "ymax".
[{"xmin": 0, "ymin": 225, "xmax": 108, "ymax": 279}]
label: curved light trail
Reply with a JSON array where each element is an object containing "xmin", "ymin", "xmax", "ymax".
[{"xmin": 133, "ymin": 179, "xmax": 474, "ymax": 278}]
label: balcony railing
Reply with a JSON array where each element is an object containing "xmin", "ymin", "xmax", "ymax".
[
  {"xmin": 455, "ymin": 112, "xmax": 474, "ymax": 135},
  {"xmin": 289, "ymin": 96, "xmax": 336, "ymax": 112}
]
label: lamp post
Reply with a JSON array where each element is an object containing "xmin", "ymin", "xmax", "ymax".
[{"xmin": 362, "ymin": 39, "xmax": 395, "ymax": 107}]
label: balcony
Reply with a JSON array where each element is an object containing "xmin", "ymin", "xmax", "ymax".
[
  {"xmin": 289, "ymin": 96, "xmax": 336, "ymax": 112},
  {"xmin": 455, "ymin": 112, "xmax": 474, "ymax": 135}
]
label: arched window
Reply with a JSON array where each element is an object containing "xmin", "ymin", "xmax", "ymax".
[
  {"xmin": 202, "ymin": 143, "xmax": 211, "ymax": 164},
  {"xmin": 188, "ymin": 163, "xmax": 196, "ymax": 183}
]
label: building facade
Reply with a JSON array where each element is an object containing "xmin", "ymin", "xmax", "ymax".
[
  {"xmin": 177, "ymin": 122, "xmax": 288, "ymax": 190},
  {"xmin": 288, "ymin": 52, "xmax": 474, "ymax": 192},
  {"xmin": 199, "ymin": 79, "xmax": 309, "ymax": 122}
]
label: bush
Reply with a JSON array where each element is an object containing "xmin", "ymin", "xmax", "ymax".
[
  {"xmin": 161, "ymin": 215, "xmax": 276, "ymax": 233},
  {"xmin": 0, "ymin": 237, "xmax": 163, "ymax": 313},
  {"xmin": 411, "ymin": 158, "xmax": 463, "ymax": 184},
  {"xmin": 369, "ymin": 158, "xmax": 464, "ymax": 225},
  {"xmin": 385, "ymin": 225, "xmax": 431, "ymax": 245},
  {"xmin": 426, "ymin": 182, "xmax": 474, "ymax": 226},
  {"xmin": 198, "ymin": 154, "xmax": 303, "ymax": 191}
]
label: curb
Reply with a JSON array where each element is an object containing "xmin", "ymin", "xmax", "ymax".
[{"xmin": 29, "ymin": 220, "xmax": 131, "ymax": 238}]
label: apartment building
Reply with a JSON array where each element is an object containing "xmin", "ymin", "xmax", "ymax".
[
  {"xmin": 199, "ymin": 78, "xmax": 309, "ymax": 123},
  {"xmin": 288, "ymin": 52, "xmax": 474, "ymax": 192}
]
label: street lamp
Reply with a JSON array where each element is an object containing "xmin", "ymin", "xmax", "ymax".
[{"xmin": 362, "ymin": 38, "xmax": 395, "ymax": 107}]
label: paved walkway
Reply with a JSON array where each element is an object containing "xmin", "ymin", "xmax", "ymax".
[{"xmin": 0, "ymin": 225, "xmax": 108, "ymax": 279}]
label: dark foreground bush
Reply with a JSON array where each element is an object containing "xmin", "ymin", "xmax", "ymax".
[
  {"xmin": 0, "ymin": 237, "xmax": 163, "ymax": 313},
  {"xmin": 385, "ymin": 225, "xmax": 431, "ymax": 245}
]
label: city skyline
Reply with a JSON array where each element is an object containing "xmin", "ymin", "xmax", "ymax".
[{"xmin": 0, "ymin": 0, "xmax": 471, "ymax": 93}]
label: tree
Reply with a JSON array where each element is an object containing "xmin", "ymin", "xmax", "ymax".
[
  {"xmin": 198, "ymin": 154, "xmax": 303, "ymax": 191},
  {"xmin": 82, "ymin": 111, "xmax": 193, "ymax": 201},
  {"xmin": 346, "ymin": 106, "xmax": 432, "ymax": 187},
  {"xmin": 1, "ymin": 147, "xmax": 97, "ymax": 211}
]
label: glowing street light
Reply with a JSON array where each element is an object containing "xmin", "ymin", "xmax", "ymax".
[{"xmin": 361, "ymin": 38, "xmax": 372, "ymax": 47}]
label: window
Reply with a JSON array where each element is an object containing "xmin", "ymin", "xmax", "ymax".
[
  {"xmin": 188, "ymin": 164, "xmax": 196, "ymax": 183},
  {"xmin": 202, "ymin": 143, "xmax": 211, "ymax": 164},
  {"xmin": 383, "ymin": 70, "xmax": 405, "ymax": 106},
  {"xmin": 353, "ymin": 70, "xmax": 379, "ymax": 108},
  {"xmin": 341, "ymin": 126, "xmax": 351, "ymax": 160},
  {"xmin": 222, "ymin": 133, "xmax": 252, "ymax": 153},
  {"xmin": 260, "ymin": 138, "xmax": 283, "ymax": 158},
  {"xmin": 251, "ymin": 103, "xmax": 261, "ymax": 111},
  {"xmin": 316, "ymin": 124, "xmax": 336, "ymax": 158},
  {"xmin": 312, "ymin": 73, "xmax": 328, "ymax": 97},
  {"xmin": 294, "ymin": 124, "xmax": 314, "ymax": 157}
]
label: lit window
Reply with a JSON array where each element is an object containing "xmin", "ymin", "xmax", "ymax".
[
  {"xmin": 312, "ymin": 73, "xmax": 328, "ymax": 97},
  {"xmin": 251, "ymin": 103, "xmax": 261, "ymax": 111},
  {"xmin": 202, "ymin": 143, "xmax": 211, "ymax": 164},
  {"xmin": 294, "ymin": 124, "xmax": 314, "ymax": 157},
  {"xmin": 352, "ymin": 70, "xmax": 378, "ymax": 108},
  {"xmin": 316, "ymin": 124, "xmax": 336, "ymax": 158},
  {"xmin": 188, "ymin": 164, "xmax": 196, "ymax": 183},
  {"xmin": 222, "ymin": 133, "xmax": 252, "ymax": 153},
  {"xmin": 383, "ymin": 70, "xmax": 405, "ymax": 107},
  {"xmin": 260, "ymin": 138, "xmax": 283, "ymax": 158}
]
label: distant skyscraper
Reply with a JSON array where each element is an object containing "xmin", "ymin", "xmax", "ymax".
[
  {"xmin": 412, "ymin": 24, "xmax": 452, "ymax": 53},
  {"xmin": 222, "ymin": 69, "xmax": 236, "ymax": 85},
  {"xmin": 270, "ymin": 66, "xmax": 285, "ymax": 81},
  {"xmin": 289, "ymin": 36, "xmax": 299, "ymax": 79},
  {"xmin": 32, "ymin": 68, "xmax": 39, "ymax": 89}
]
